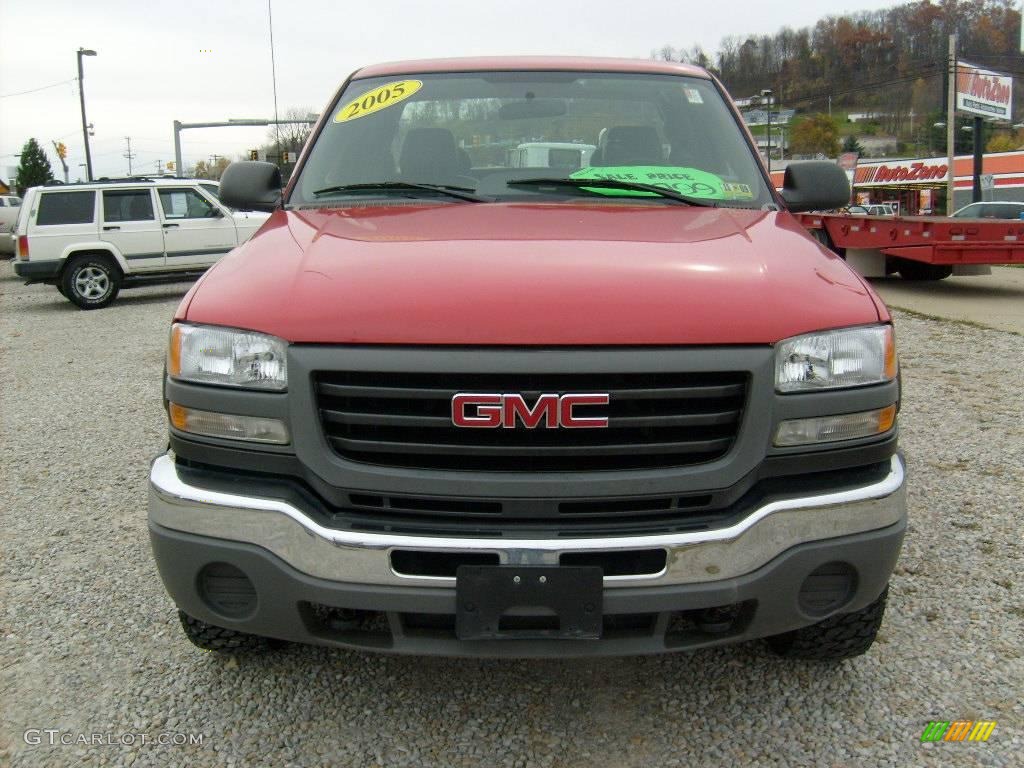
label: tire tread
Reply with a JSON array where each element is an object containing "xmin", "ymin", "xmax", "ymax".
[{"xmin": 766, "ymin": 587, "xmax": 888, "ymax": 660}]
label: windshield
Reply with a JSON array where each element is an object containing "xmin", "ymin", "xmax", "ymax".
[{"xmin": 291, "ymin": 71, "xmax": 773, "ymax": 208}]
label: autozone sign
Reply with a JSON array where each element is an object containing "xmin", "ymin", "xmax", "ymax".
[
  {"xmin": 957, "ymin": 61, "xmax": 1013, "ymax": 120},
  {"xmin": 855, "ymin": 161, "xmax": 949, "ymax": 186},
  {"xmin": 451, "ymin": 393, "xmax": 610, "ymax": 428}
]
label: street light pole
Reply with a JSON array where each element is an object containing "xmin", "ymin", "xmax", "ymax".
[
  {"xmin": 762, "ymin": 89, "xmax": 773, "ymax": 173},
  {"xmin": 77, "ymin": 47, "xmax": 97, "ymax": 182}
]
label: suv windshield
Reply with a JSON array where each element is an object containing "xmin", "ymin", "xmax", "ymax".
[{"xmin": 291, "ymin": 71, "xmax": 773, "ymax": 208}]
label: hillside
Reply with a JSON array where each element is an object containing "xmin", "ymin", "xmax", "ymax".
[{"xmin": 656, "ymin": 0, "xmax": 1023, "ymax": 154}]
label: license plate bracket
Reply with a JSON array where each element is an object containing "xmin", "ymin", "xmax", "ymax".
[{"xmin": 455, "ymin": 565, "xmax": 603, "ymax": 640}]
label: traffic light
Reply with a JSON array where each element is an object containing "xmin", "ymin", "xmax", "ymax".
[
  {"xmin": 249, "ymin": 149, "xmax": 258, "ymax": 160},
  {"xmin": 56, "ymin": 142, "xmax": 67, "ymax": 160},
  {"xmin": 166, "ymin": 161, "xmax": 176, "ymax": 171}
]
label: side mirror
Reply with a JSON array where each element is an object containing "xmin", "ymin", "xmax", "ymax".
[
  {"xmin": 219, "ymin": 161, "xmax": 282, "ymax": 212},
  {"xmin": 779, "ymin": 161, "xmax": 850, "ymax": 213}
]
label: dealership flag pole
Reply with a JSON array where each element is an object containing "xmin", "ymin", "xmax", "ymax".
[{"xmin": 946, "ymin": 34, "xmax": 957, "ymax": 216}]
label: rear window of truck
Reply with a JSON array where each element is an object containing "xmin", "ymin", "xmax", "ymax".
[{"xmin": 36, "ymin": 191, "xmax": 96, "ymax": 225}]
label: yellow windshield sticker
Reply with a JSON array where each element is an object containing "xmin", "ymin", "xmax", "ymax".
[
  {"xmin": 335, "ymin": 80, "xmax": 422, "ymax": 123},
  {"xmin": 570, "ymin": 166, "xmax": 755, "ymax": 200}
]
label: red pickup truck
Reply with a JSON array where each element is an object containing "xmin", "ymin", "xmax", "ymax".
[{"xmin": 149, "ymin": 57, "xmax": 905, "ymax": 659}]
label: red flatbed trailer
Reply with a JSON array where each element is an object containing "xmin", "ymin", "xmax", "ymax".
[{"xmin": 794, "ymin": 212, "xmax": 1024, "ymax": 280}]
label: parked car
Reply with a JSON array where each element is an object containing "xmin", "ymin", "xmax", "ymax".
[
  {"xmin": 857, "ymin": 203, "xmax": 897, "ymax": 217},
  {"xmin": 0, "ymin": 193, "xmax": 23, "ymax": 255},
  {"xmin": 150, "ymin": 57, "xmax": 903, "ymax": 661},
  {"xmin": 12, "ymin": 178, "xmax": 269, "ymax": 308},
  {"xmin": 952, "ymin": 201, "xmax": 1024, "ymax": 219}
]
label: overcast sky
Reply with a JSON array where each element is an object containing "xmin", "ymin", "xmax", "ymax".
[{"xmin": 1, "ymin": 0, "xmax": 897, "ymax": 181}]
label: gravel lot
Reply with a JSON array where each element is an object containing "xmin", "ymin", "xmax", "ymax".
[{"xmin": 1, "ymin": 261, "xmax": 1021, "ymax": 767}]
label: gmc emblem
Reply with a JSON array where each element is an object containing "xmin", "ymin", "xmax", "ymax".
[{"xmin": 451, "ymin": 393, "xmax": 610, "ymax": 429}]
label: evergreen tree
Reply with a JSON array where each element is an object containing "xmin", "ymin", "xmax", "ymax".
[
  {"xmin": 14, "ymin": 138, "xmax": 54, "ymax": 194},
  {"xmin": 841, "ymin": 135, "xmax": 865, "ymax": 155}
]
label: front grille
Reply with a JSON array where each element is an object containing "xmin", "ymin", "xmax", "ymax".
[{"xmin": 315, "ymin": 370, "xmax": 747, "ymax": 471}]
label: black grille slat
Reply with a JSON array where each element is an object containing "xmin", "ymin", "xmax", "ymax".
[
  {"xmin": 319, "ymin": 382, "xmax": 744, "ymax": 401},
  {"xmin": 322, "ymin": 409, "xmax": 451, "ymax": 428},
  {"xmin": 318, "ymin": 383, "xmax": 452, "ymax": 399},
  {"xmin": 328, "ymin": 435, "xmax": 734, "ymax": 457},
  {"xmin": 315, "ymin": 369, "xmax": 747, "ymax": 472}
]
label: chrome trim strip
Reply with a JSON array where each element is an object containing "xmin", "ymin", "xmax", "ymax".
[{"xmin": 148, "ymin": 453, "xmax": 905, "ymax": 588}]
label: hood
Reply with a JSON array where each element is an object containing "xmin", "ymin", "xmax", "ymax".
[{"xmin": 179, "ymin": 203, "xmax": 883, "ymax": 345}]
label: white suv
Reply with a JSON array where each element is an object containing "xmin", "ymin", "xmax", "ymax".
[{"xmin": 12, "ymin": 178, "xmax": 269, "ymax": 309}]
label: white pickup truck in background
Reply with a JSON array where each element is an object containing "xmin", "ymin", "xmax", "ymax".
[{"xmin": 0, "ymin": 194, "xmax": 23, "ymax": 255}]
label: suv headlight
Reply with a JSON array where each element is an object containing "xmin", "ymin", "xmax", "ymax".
[
  {"xmin": 775, "ymin": 325, "xmax": 896, "ymax": 393},
  {"xmin": 168, "ymin": 323, "xmax": 287, "ymax": 390}
]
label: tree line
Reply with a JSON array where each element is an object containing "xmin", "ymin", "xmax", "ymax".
[{"xmin": 656, "ymin": 0, "xmax": 1023, "ymax": 143}]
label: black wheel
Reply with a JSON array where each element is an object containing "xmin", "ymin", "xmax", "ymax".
[
  {"xmin": 897, "ymin": 260, "xmax": 952, "ymax": 281},
  {"xmin": 766, "ymin": 587, "xmax": 888, "ymax": 660},
  {"xmin": 61, "ymin": 253, "xmax": 122, "ymax": 309},
  {"xmin": 178, "ymin": 611, "xmax": 272, "ymax": 653}
]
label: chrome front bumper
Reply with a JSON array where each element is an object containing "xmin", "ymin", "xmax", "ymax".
[{"xmin": 148, "ymin": 453, "xmax": 906, "ymax": 590}]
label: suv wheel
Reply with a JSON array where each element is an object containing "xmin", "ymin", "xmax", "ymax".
[
  {"xmin": 178, "ymin": 611, "xmax": 273, "ymax": 653},
  {"xmin": 62, "ymin": 253, "xmax": 122, "ymax": 309},
  {"xmin": 765, "ymin": 586, "xmax": 888, "ymax": 660}
]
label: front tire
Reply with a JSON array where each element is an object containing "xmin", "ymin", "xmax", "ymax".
[
  {"xmin": 178, "ymin": 611, "xmax": 272, "ymax": 653},
  {"xmin": 61, "ymin": 253, "xmax": 122, "ymax": 309},
  {"xmin": 766, "ymin": 587, "xmax": 888, "ymax": 660}
]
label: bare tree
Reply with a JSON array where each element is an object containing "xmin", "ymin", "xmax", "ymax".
[{"xmin": 266, "ymin": 107, "xmax": 317, "ymax": 156}]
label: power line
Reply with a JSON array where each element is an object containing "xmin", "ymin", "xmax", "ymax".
[{"xmin": 0, "ymin": 77, "xmax": 78, "ymax": 99}]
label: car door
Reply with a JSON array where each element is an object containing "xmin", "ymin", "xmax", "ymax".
[
  {"xmin": 100, "ymin": 188, "xmax": 165, "ymax": 271},
  {"xmin": 156, "ymin": 187, "xmax": 237, "ymax": 269}
]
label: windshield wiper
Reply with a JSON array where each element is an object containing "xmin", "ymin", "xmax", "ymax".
[
  {"xmin": 506, "ymin": 177, "xmax": 717, "ymax": 206},
  {"xmin": 312, "ymin": 182, "xmax": 488, "ymax": 203}
]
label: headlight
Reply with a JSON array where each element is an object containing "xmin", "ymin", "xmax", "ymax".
[
  {"xmin": 168, "ymin": 323, "xmax": 287, "ymax": 390},
  {"xmin": 775, "ymin": 325, "xmax": 896, "ymax": 393}
]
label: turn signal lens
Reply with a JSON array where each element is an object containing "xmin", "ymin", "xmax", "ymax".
[
  {"xmin": 167, "ymin": 325, "xmax": 182, "ymax": 378},
  {"xmin": 774, "ymin": 405, "xmax": 897, "ymax": 447},
  {"xmin": 168, "ymin": 403, "xmax": 290, "ymax": 444},
  {"xmin": 883, "ymin": 325, "xmax": 898, "ymax": 381}
]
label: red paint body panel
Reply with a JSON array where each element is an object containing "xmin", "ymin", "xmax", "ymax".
[{"xmin": 178, "ymin": 203, "xmax": 881, "ymax": 345}]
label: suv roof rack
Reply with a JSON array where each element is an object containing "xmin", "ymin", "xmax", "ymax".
[{"xmin": 43, "ymin": 176, "xmax": 160, "ymax": 187}]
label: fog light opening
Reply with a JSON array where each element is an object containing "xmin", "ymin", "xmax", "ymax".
[
  {"xmin": 197, "ymin": 562, "xmax": 257, "ymax": 619},
  {"xmin": 798, "ymin": 562, "xmax": 858, "ymax": 617}
]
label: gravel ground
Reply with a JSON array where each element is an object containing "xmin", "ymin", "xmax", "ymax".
[{"xmin": 1, "ymin": 260, "xmax": 1021, "ymax": 767}]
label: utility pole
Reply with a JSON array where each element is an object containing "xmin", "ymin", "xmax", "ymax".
[
  {"xmin": 124, "ymin": 136, "xmax": 136, "ymax": 176},
  {"xmin": 946, "ymin": 34, "xmax": 957, "ymax": 216},
  {"xmin": 762, "ymin": 89, "xmax": 774, "ymax": 173},
  {"xmin": 76, "ymin": 47, "xmax": 97, "ymax": 181}
]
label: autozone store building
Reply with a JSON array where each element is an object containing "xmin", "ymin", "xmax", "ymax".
[{"xmin": 769, "ymin": 151, "xmax": 1024, "ymax": 214}]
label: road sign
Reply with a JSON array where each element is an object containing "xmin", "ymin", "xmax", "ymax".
[{"xmin": 980, "ymin": 174, "xmax": 994, "ymax": 191}]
